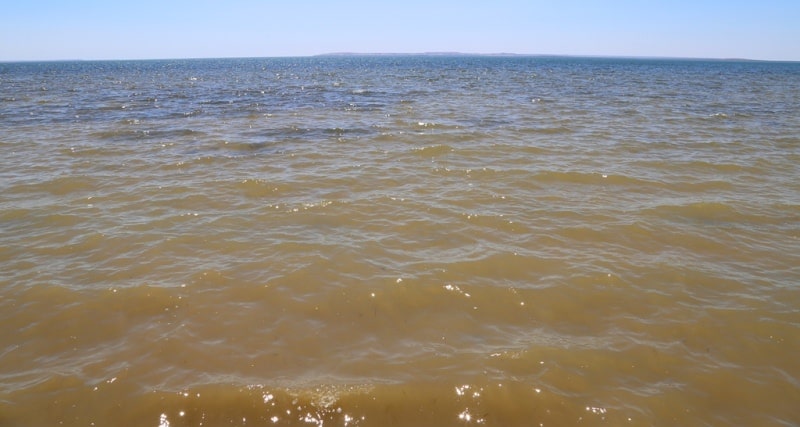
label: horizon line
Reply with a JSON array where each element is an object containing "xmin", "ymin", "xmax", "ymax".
[{"xmin": 2, "ymin": 52, "xmax": 798, "ymax": 64}]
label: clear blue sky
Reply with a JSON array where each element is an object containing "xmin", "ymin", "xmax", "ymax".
[{"xmin": 2, "ymin": 0, "xmax": 798, "ymax": 61}]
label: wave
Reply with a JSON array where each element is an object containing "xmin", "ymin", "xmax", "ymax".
[
  {"xmin": 411, "ymin": 144, "xmax": 454, "ymax": 157},
  {"xmin": 530, "ymin": 170, "xmax": 653, "ymax": 187},
  {"xmin": 644, "ymin": 201, "xmax": 790, "ymax": 226},
  {"xmin": 5, "ymin": 175, "xmax": 97, "ymax": 196},
  {"xmin": 88, "ymin": 127, "xmax": 206, "ymax": 142}
]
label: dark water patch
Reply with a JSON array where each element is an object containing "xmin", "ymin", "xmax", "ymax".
[
  {"xmin": 87, "ymin": 127, "xmax": 207, "ymax": 143},
  {"xmin": 146, "ymin": 128, "xmax": 207, "ymax": 139},
  {"xmin": 322, "ymin": 126, "xmax": 374, "ymax": 138},
  {"xmin": 87, "ymin": 128, "xmax": 149, "ymax": 141}
]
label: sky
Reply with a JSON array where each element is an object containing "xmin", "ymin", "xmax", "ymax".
[{"xmin": 1, "ymin": 0, "xmax": 799, "ymax": 62}]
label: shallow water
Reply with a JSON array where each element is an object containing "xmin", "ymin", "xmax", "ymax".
[{"xmin": 1, "ymin": 56, "xmax": 799, "ymax": 426}]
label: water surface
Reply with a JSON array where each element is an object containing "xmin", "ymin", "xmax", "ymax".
[{"xmin": 1, "ymin": 56, "xmax": 799, "ymax": 426}]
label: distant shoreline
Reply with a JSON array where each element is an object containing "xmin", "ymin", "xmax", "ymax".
[{"xmin": 316, "ymin": 52, "xmax": 525, "ymax": 57}]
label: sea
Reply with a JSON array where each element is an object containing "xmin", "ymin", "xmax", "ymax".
[{"xmin": 1, "ymin": 55, "xmax": 799, "ymax": 426}]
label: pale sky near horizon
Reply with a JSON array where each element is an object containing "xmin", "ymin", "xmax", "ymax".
[{"xmin": 1, "ymin": 0, "xmax": 798, "ymax": 61}]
